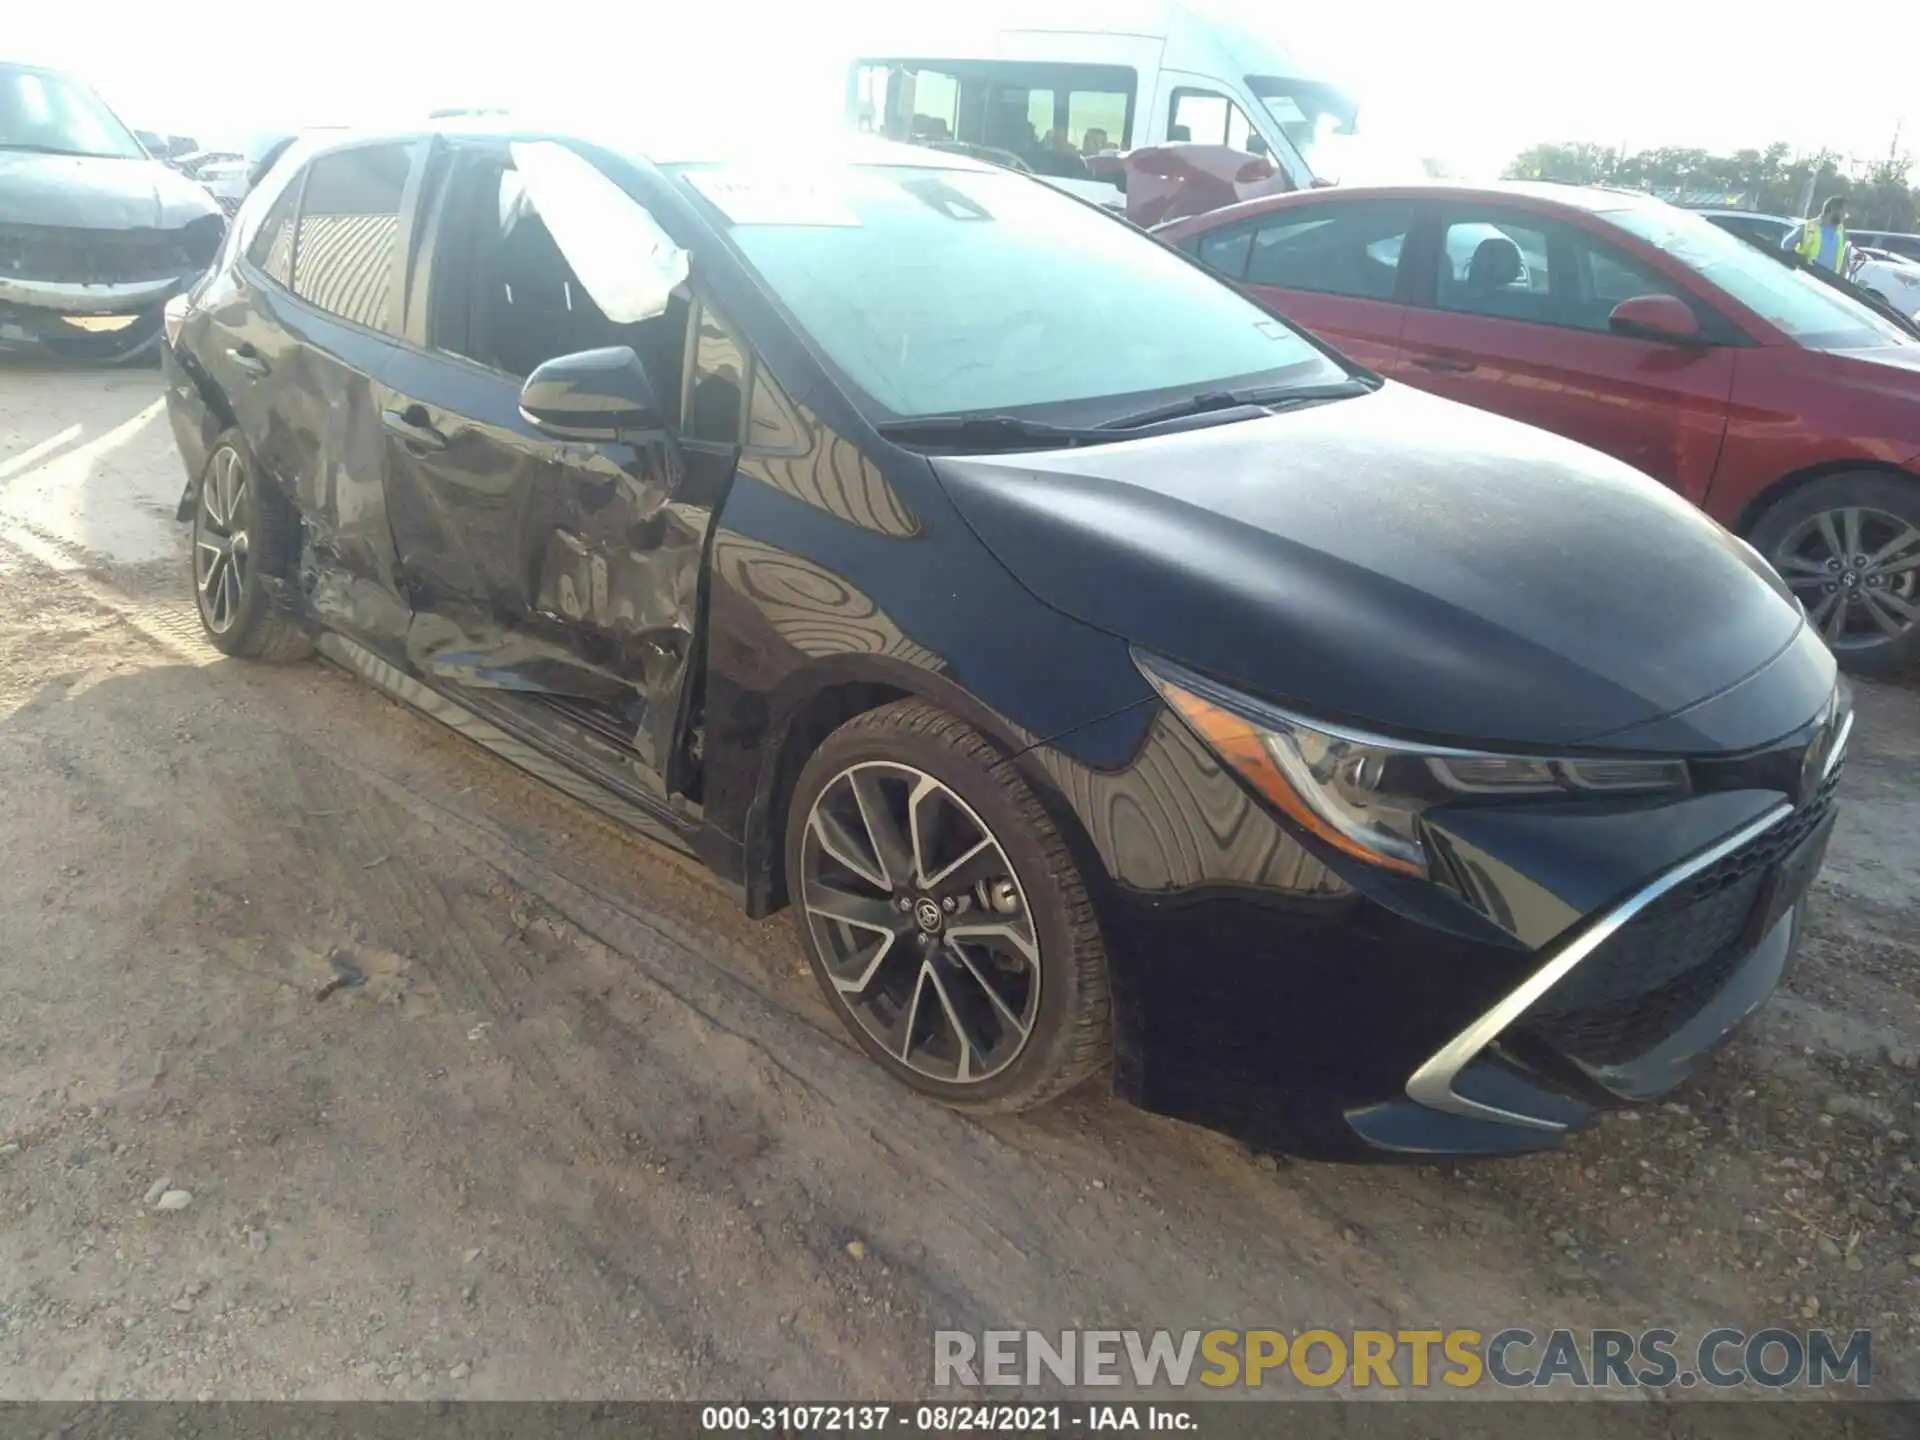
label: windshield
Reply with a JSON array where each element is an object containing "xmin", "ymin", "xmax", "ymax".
[
  {"xmin": 0, "ymin": 64, "xmax": 145, "ymax": 160},
  {"xmin": 1605, "ymin": 204, "xmax": 1911, "ymax": 351},
  {"xmin": 679, "ymin": 162, "xmax": 1345, "ymax": 420},
  {"xmin": 1246, "ymin": 77, "xmax": 1357, "ymax": 184}
]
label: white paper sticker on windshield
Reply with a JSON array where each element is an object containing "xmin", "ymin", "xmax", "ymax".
[
  {"xmin": 1263, "ymin": 96, "xmax": 1306, "ymax": 124},
  {"xmin": 687, "ymin": 170, "xmax": 861, "ymax": 227},
  {"xmin": 509, "ymin": 140, "xmax": 689, "ymax": 325}
]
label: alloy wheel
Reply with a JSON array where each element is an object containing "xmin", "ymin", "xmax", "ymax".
[
  {"xmin": 1771, "ymin": 504, "xmax": 1920, "ymax": 651},
  {"xmin": 194, "ymin": 446, "xmax": 252, "ymax": 634},
  {"xmin": 798, "ymin": 761, "xmax": 1041, "ymax": 1084}
]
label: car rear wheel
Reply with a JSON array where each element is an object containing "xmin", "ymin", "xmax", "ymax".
[
  {"xmin": 785, "ymin": 700, "xmax": 1111, "ymax": 1112},
  {"xmin": 190, "ymin": 435, "xmax": 312, "ymax": 661},
  {"xmin": 1749, "ymin": 472, "xmax": 1920, "ymax": 676}
]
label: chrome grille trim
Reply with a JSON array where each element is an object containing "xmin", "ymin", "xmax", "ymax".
[{"xmin": 1405, "ymin": 802, "xmax": 1795, "ymax": 1131}]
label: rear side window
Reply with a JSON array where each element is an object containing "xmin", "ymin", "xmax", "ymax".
[
  {"xmin": 1195, "ymin": 225, "xmax": 1254, "ymax": 280},
  {"xmin": 291, "ymin": 143, "xmax": 412, "ymax": 331},
  {"xmin": 1245, "ymin": 202, "xmax": 1419, "ymax": 301},
  {"xmin": 245, "ymin": 183, "xmax": 298, "ymax": 286}
]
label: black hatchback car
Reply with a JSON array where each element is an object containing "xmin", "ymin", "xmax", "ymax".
[{"xmin": 161, "ymin": 120, "xmax": 1850, "ymax": 1160}]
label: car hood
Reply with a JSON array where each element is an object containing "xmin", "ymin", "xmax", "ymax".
[
  {"xmin": 0, "ymin": 151, "xmax": 221, "ymax": 229},
  {"xmin": 933, "ymin": 383, "xmax": 1810, "ymax": 751},
  {"xmin": 1823, "ymin": 343, "xmax": 1920, "ymax": 378}
]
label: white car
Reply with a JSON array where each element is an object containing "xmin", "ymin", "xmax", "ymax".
[
  {"xmin": 1694, "ymin": 208, "xmax": 1920, "ymax": 320},
  {"xmin": 174, "ymin": 151, "xmax": 251, "ymax": 214},
  {"xmin": 1851, "ymin": 246, "xmax": 1920, "ymax": 317}
]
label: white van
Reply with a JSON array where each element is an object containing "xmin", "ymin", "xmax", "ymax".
[{"xmin": 844, "ymin": 0, "xmax": 1359, "ymax": 202}]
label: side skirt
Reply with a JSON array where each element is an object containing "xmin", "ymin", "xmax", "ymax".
[{"xmin": 317, "ymin": 631, "xmax": 714, "ymax": 871}]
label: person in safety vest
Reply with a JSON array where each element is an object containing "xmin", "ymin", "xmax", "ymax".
[{"xmin": 1783, "ymin": 195, "xmax": 1851, "ymax": 273}]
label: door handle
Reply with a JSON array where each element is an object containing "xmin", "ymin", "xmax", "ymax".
[
  {"xmin": 381, "ymin": 405, "xmax": 449, "ymax": 453},
  {"xmin": 1410, "ymin": 353, "xmax": 1477, "ymax": 374},
  {"xmin": 226, "ymin": 344, "xmax": 270, "ymax": 378}
]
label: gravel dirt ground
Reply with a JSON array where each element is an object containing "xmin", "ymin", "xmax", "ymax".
[{"xmin": 0, "ymin": 363, "xmax": 1916, "ymax": 1407}]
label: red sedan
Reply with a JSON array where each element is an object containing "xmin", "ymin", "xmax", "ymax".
[{"xmin": 1157, "ymin": 183, "xmax": 1920, "ymax": 675}]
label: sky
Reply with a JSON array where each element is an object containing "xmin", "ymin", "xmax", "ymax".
[{"xmin": 10, "ymin": 1, "xmax": 1913, "ymax": 181}]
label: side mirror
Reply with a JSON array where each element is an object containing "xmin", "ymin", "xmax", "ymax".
[
  {"xmin": 1608, "ymin": 294, "xmax": 1703, "ymax": 344},
  {"xmin": 518, "ymin": 346, "xmax": 662, "ymax": 441}
]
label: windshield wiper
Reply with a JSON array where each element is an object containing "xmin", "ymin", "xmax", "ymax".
[
  {"xmin": 1099, "ymin": 378, "xmax": 1377, "ymax": 432},
  {"xmin": 875, "ymin": 413, "xmax": 1116, "ymax": 451}
]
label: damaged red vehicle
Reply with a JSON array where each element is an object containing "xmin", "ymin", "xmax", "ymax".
[{"xmin": 1097, "ymin": 141, "xmax": 1291, "ymax": 228}]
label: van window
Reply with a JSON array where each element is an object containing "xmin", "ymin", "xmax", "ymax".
[
  {"xmin": 1245, "ymin": 77, "xmax": 1358, "ymax": 183},
  {"xmin": 1169, "ymin": 88, "xmax": 1260, "ymax": 153},
  {"xmin": 851, "ymin": 59, "xmax": 1135, "ymax": 174}
]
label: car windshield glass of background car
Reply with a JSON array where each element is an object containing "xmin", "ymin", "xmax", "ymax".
[
  {"xmin": 679, "ymin": 162, "xmax": 1344, "ymax": 419},
  {"xmin": 1607, "ymin": 204, "xmax": 1910, "ymax": 351},
  {"xmin": 0, "ymin": 63, "xmax": 144, "ymax": 160}
]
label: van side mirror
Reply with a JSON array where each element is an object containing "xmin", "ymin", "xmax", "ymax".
[
  {"xmin": 1608, "ymin": 294, "xmax": 1703, "ymax": 344},
  {"xmin": 519, "ymin": 346, "xmax": 662, "ymax": 441}
]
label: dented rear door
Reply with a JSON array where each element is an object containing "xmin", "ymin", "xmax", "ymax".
[{"xmin": 200, "ymin": 139, "xmax": 425, "ymax": 651}]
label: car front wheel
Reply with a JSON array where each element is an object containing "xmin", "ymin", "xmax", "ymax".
[
  {"xmin": 785, "ymin": 700, "xmax": 1111, "ymax": 1112},
  {"xmin": 1750, "ymin": 472, "xmax": 1920, "ymax": 676},
  {"xmin": 190, "ymin": 434, "xmax": 312, "ymax": 661}
]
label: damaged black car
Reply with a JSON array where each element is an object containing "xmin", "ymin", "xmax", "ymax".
[
  {"xmin": 161, "ymin": 121, "xmax": 1846, "ymax": 1161},
  {"xmin": 1, "ymin": 60, "xmax": 224, "ymax": 364}
]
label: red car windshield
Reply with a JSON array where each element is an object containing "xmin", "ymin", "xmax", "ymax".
[{"xmin": 1605, "ymin": 204, "xmax": 1911, "ymax": 352}]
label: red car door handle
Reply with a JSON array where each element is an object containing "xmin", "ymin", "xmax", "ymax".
[{"xmin": 1410, "ymin": 353, "xmax": 1477, "ymax": 374}]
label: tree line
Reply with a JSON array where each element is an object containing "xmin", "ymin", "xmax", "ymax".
[{"xmin": 1503, "ymin": 141, "xmax": 1918, "ymax": 231}]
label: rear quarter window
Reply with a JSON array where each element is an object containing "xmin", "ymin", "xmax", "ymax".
[
  {"xmin": 245, "ymin": 183, "xmax": 298, "ymax": 286},
  {"xmin": 291, "ymin": 143, "xmax": 413, "ymax": 331}
]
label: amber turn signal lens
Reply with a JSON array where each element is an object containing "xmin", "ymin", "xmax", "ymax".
[{"xmin": 1155, "ymin": 680, "xmax": 1426, "ymax": 876}]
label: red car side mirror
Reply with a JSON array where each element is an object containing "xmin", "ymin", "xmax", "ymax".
[{"xmin": 1609, "ymin": 294, "xmax": 1703, "ymax": 344}]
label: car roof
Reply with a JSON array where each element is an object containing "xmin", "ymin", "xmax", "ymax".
[
  {"xmin": 1152, "ymin": 178, "xmax": 1691, "ymax": 236},
  {"xmin": 1690, "ymin": 208, "xmax": 1795, "ymax": 223},
  {"xmin": 294, "ymin": 116, "xmax": 987, "ymax": 176}
]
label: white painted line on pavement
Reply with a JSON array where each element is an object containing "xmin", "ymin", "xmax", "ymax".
[{"xmin": 0, "ymin": 424, "xmax": 84, "ymax": 484}]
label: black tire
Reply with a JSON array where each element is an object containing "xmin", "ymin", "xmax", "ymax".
[
  {"xmin": 785, "ymin": 700, "xmax": 1111, "ymax": 1113},
  {"xmin": 189, "ymin": 432, "xmax": 312, "ymax": 661},
  {"xmin": 1747, "ymin": 471, "xmax": 1920, "ymax": 677}
]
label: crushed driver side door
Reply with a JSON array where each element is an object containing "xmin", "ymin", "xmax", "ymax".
[{"xmin": 378, "ymin": 137, "xmax": 716, "ymax": 796}]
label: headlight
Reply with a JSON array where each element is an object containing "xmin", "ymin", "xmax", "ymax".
[{"xmin": 1137, "ymin": 655, "xmax": 1690, "ymax": 877}]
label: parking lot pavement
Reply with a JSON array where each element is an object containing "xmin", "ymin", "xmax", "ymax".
[{"xmin": 0, "ymin": 365, "xmax": 1916, "ymax": 1402}]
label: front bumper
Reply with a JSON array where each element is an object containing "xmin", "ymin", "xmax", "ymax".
[
  {"xmin": 0, "ymin": 277, "xmax": 193, "ymax": 360},
  {"xmin": 1030, "ymin": 671, "xmax": 1848, "ymax": 1161}
]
